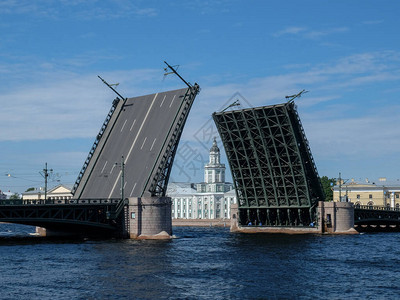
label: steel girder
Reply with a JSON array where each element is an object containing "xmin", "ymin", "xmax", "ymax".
[
  {"xmin": 355, "ymin": 205, "xmax": 400, "ymax": 226},
  {"xmin": 213, "ymin": 102, "xmax": 324, "ymax": 226},
  {"xmin": 0, "ymin": 200, "xmax": 124, "ymax": 235}
]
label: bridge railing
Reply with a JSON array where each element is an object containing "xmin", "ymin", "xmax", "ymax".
[
  {"xmin": 355, "ymin": 204, "xmax": 400, "ymax": 212},
  {"xmin": 0, "ymin": 198, "xmax": 121, "ymax": 206}
]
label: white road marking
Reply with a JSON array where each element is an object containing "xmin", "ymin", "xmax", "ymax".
[
  {"xmin": 150, "ymin": 138, "xmax": 157, "ymax": 151},
  {"xmin": 130, "ymin": 119, "xmax": 136, "ymax": 131},
  {"xmin": 130, "ymin": 182, "xmax": 137, "ymax": 197},
  {"xmin": 169, "ymin": 94, "xmax": 176, "ymax": 108},
  {"xmin": 101, "ymin": 161, "xmax": 108, "ymax": 174},
  {"xmin": 108, "ymin": 93, "xmax": 159, "ymax": 198},
  {"xmin": 160, "ymin": 95, "xmax": 167, "ymax": 107},
  {"xmin": 141, "ymin": 137, "xmax": 147, "ymax": 150},
  {"xmin": 110, "ymin": 163, "xmax": 116, "ymax": 174},
  {"xmin": 121, "ymin": 119, "xmax": 127, "ymax": 132}
]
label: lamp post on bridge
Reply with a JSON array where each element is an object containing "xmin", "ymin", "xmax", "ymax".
[
  {"xmin": 115, "ymin": 156, "xmax": 125, "ymax": 201},
  {"xmin": 40, "ymin": 163, "xmax": 53, "ymax": 202}
]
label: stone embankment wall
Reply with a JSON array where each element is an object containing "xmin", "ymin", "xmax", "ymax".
[{"xmin": 172, "ymin": 219, "xmax": 229, "ymax": 227}]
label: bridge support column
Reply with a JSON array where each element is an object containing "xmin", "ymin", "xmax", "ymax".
[
  {"xmin": 318, "ymin": 201, "xmax": 357, "ymax": 234},
  {"xmin": 127, "ymin": 197, "xmax": 172, "ymax": 239},
  {"xmin": 230, "ymin": 203, "xmax": 239, "ymax": 232}
]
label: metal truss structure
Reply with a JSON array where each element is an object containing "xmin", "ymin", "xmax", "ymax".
[
  {"xmin": 213, "ymin": 101, "xmax": 324, "ymax": 227},
  {"xmin": 0, "ymin": 199, "xmax": 126, "ymax": 237},
  {"xmin": 355, "ymin": 205, "xmax": 400, "ymax": 231}
]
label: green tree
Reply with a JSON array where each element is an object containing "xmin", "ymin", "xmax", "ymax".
[
  {"xmin": 320, "ymin": 176, "xmax": 336, "ymax": 202},
  {"xmin": 9, "ymin": 193, "xmax": 21, "ymax": 200},
  {"xmin": 25, "ymin": 187, "xmax": 35, "ymax": 192}
]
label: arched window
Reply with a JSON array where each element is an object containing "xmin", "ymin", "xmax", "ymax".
[{"xmin": 367, "ymin": 200, "xmax": 374, "ymax": 208}]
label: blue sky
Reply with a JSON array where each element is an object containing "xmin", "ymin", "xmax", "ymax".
[{"xmin": 1, "ymin": 0, "xmax": 400, "ymax": 193}]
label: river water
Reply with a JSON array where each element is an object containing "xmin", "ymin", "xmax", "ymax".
[{"xmin": 0, "ymin": 223, "xmax": 399, "ymax": 299}]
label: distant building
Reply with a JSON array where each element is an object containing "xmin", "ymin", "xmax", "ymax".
[
  {"xmin": 0, "ymin": 190, "xmax": 20, "ymax": 200},
  {"xmin": 333, "ymin": 177, "xmax": 400, "ymax": 208},
  {"xmin": 167, "ymin": 138, "xmax": 237, "ymax": 219},
  {"xmin": 22, "ymin": 184, "xmax": 73, "ymax": 202}
]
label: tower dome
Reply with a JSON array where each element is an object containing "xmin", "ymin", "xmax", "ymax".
[
  {"xmin": 204, "ymin": 137, "xmax": 225, "ymax": 184},
  {"xmin": 210, "ymin": 137, "xmax": 220, "ymax": 153}
]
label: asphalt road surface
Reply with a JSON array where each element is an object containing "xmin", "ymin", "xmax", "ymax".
[{"xmin": 79, "ymin": 87, "xmax": 190, "ymax": 199}]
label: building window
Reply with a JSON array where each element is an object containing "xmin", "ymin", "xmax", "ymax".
[
  {"xmin": 369, "ymin": 194, "xmax": 373, "ymax": 199},
  {"xmin": 357, "ymin": 194, "xmax": 360, "ymax": 199},
  {"xmin": 397, "ymin": 194, "xmax": 399, "ymax": 199},
  {"xmin": 216, "ymin": 170, "xmax": 220, "ymax": 182}
]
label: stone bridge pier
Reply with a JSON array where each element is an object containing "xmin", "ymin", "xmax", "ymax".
[{"xmin": 127, "ymin": 197, "xmax": 172, "ymax": 239}]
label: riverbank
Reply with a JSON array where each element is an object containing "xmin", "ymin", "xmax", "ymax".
[{"xmin": 172, "ymin": 219, "xmax": 229, "ymax": 227}]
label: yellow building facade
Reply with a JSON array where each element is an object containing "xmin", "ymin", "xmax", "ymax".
[
  {"xmin": 333, "ymin": 178, "xmax": 400, "ymax": 208},
  {"xmin": 22, "ymin": 184, "xmax": 73, "ymax": 202}
]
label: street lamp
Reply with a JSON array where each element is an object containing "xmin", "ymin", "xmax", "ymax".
[
  {"xmin": 115, "ymin": 156, "xmax": 125, "ymax": 201},
  {"xmin": 39, "ymin": 163, "xmax": 53, "ymax": 201}
]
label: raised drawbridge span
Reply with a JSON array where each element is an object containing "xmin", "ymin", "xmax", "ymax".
[
  {"xmin": 1, "ymin": 66, "xmax": 200, "ymax": 238},
  {"xmin": 213, "ymin": 100, "xmax": 325, "ymax": 228},
  {"xmin": 73, "ymin": 86, "xmax": 199, "ymax": 200}
]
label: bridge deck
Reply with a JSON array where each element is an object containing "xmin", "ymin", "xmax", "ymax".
[
  {"xmin": 75, "ymin": 87, "xmax": 195, "ymax": 199},
  {"xmin": 355, "ymin": 205, "xmax": 400, "ymax": 226}
]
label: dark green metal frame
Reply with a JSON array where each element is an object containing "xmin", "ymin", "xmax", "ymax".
[
  {"xmin": 213, "ymin": 101, "xmax": 324, "ymax": 227},
  {"xmin": 0, "ymin": 199, "xmax": 126, "ymax": 237}
]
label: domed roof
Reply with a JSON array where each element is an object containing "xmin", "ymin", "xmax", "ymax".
[{"xmin": 210, "ymin": 137, "xmax": 220, "ymax": 153}]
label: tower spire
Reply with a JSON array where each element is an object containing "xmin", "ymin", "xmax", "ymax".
[{"xmin": 204, "ymin": 137, "xmax": 225, "ymax": 183}]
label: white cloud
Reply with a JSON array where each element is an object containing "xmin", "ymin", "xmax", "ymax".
[
  {"xmin": 0, "ymin": 68, "xmax": 166, "ymax": 141},
  {"xmin": 274, "ymin": 26, "xmax": 349, "ymax": 39},
  {"xmin": 175, "ymin": 50, "xmax": 400, "ymax": 181},
  {"xmin": 274, "ymin": 26, "xmax": 307, "ymax": 37},
  {"xmin": 362, "ymin": 20, "xmax": 384, "ymax": 25},
  {"xmin": 2, "ymin": 50, "xmax": 400, "ymax": 184},
  {"xmin": 304, "ymin": 27, "xmax": 348, "ymax": 39},
  {"xmin": 0, "ymin": 0, "xmax": 158, "ymax": 20}
]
